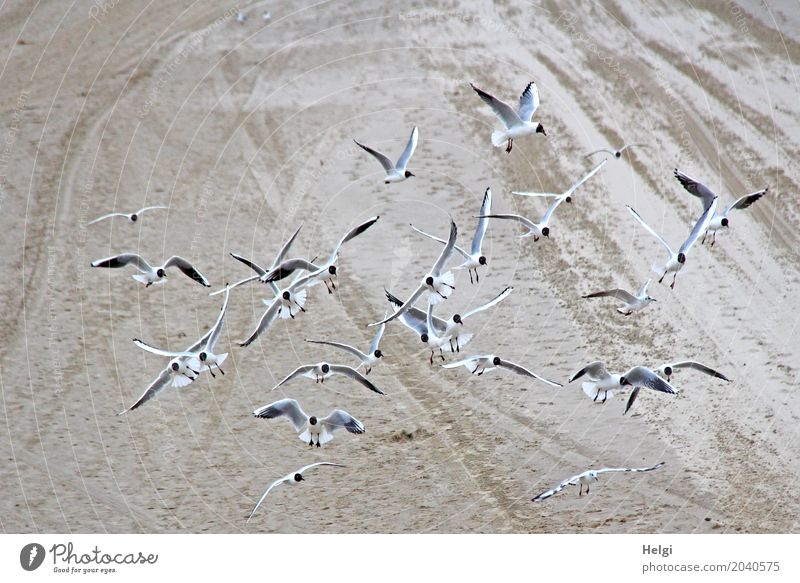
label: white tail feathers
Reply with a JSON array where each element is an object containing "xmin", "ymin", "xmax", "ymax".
[
  {"xmin": 449, "ymin": 332, "xmax": 474, "ymax": 352},
  {"xmin": 491, "ymin": 129, "xmax": 508, "ymax": 148},
  {"xmin": 581, "ymin": 381, "xmax": 597, "ymax": 399},
  {"xmin": 172, "ymin": 374, "xmax": 194, "ymax": 389}
]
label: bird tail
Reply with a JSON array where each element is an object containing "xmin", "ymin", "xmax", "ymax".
[
  {"xmin": 318, "ymin": 430, "xmax": 334, "ymax": 446},
  {"xmin": 491, "ymin": 129, "xmax": 508, "ymax": 148},
  {"xmin": 651, "ymin": 261, "xmax": 664, "ymax": 276},
  {"xmin": 452, "ymin": 332, "xmax": 473, "ymax": 351},
  {"xmin": 298, "ymin": 429, "xmax": 311, "ymax": 444},
  {"xmin": 132, "ymin": 274, "xmax": 150, "ymax": 285},
  {"xmin": 581, "ymin": 382, "xmax": 597, "ymax": 399},
  {"xmin": 172, "ymin": 374, "xmax": 194, "ymax": 389}
]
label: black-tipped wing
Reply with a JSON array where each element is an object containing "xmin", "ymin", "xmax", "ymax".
[
  {"xmin": 674, "ymin": 169, "xmax": 716, "ymax": 209},
  {"xmin": 596, "ymin": 462, "xmax": 665, "ymax": 475},
  {"xmin": 470, "ymin": 83, "xmax": 522, "ymax": 129},
  {"xmin": 321, "ymin": 410, "xmax": 365, "ymax": 434},
  {"xmin": 569, "ymin": 361, "xmax": 608, "ymax": 383},
  {"xmin": 164, "ymin": 256, "xmax": 210, "ymax": 286},
  {"xmin": 582, "ymin": 289, "xmax": 638, "ymax": 303},
  {"xmin": 304, "ymin": 339, "xmax": 368, "ymax": 362},
  {"xmin": 253, "ymin": 398, "xmax": 308, "ymax": 431},
  {"xmin": 354, "ymin": 140, "xmax": 395, "ymax": 172},
  {"xmin": 517, "ymin": 81, "xmax": 540, "ymax": 122},
  {"xmin": 91, "ymin": 253, "xmax": 152, "ymax": 272},
  {"xmin": 230, "ymin": 252, "xmax": 267, "ymax": 276},
  {"xmin": 117, "ymin": 368, "xmax": 173, "ymax": 415},
  {"xmin": 669, "ymin": 361, "xmax": 731, "ymax": 382},
  {"xmin": 497, "ymin": 359, "xmax": 562, "ymax": 387},
  {"xmin": 532, "ymin": 471, "xmax": 589, "ymax": 502},
  {"xmin": 329, "ymin": 364, "xmax": 385, "ymax": 395},
  {"xmin": 725, "ymin": 189, "xmax": 767, "ymax": 215}
]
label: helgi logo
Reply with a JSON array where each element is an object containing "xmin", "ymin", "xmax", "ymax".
[{"xmin": 20, "ymin": 543, "xmax": 46, "ymax": 571}]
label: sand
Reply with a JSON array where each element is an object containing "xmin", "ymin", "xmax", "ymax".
[{"xmin": 1, "ymin": 0, "xmax": 798, "ymax": 533}]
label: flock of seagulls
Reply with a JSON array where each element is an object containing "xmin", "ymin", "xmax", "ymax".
[{"xmin": 87, "ymin": 77, "xmax": 767, "ymax": 522}]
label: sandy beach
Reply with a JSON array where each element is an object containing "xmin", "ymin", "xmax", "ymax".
[{"xmin": 1, "ymin": 0, "xmax": 799, "ymax": 533}]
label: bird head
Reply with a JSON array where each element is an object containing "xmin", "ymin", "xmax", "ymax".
[
  {"xmin": 309, "ymin": 416, "xmax": 318, "ymax": 426},
  {"xmin": 199, "ymin": 352, "xmax": 208, "ymax": 362},
  {"xmin": 453, "ymin": 314, "xmax": 463, "ymax": 325},
  {"xmin": 321, "ymin": 363, "xmax": 330, "ymax": 374},
  {"xmin": 156, "ymin": 268, "xmax": 166, "ymax": 278},
  {"xmin": 721, "ymin": 218, "xmax": 729, "ymax": 228},
  {"xmin": 492, "ymin": 356, "xmax": 502, "ymax": 366},
  {"xmin": 328, "ymin": 265, "xmax": 337, "ymax": 275},
  {"xmin": 294, "ymin": 473, "xmax": 304, "ymax": 482},
  {"xmin": 541, "ymin": 227, "xmax": 550, "ymax": 238},
  {"xmin": 170, "ymin": 361, "xmax": 180, "ymax": 372},
  {"xmin": 478, "ymin": 255, "xmax": 487, "ymax": 265},
  {"xmin": 420, "ymin": 333, "xmax": 429, "ymax": 343},
  {"xmin": 620, "ymin": 376, "xmax": 631, "ymax": 386},
  {"xmin": 130, "ymin": 214, "xmax": 138, "ymax": 222},
  {"xmin": 405, "ymin": 170, "xmax": 415, "ymax": 178},
  {"xmin": 282, "ymin": 291, "xmax": 291, "ymax": 300},
  {"xmin": 425, "ymin": 276, "xmax": 434, "ymax": 286},
  {"xmin": 536, "ymin": 123, "xmax": 546, "ymax": 136},
  {"xmin": 374, "ymin": 349, "xmax": 383, "ymax": 359}
]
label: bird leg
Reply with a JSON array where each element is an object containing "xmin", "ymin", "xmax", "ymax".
[
  {"xmin": 659, "ymin": 271, "xmax": 666, "ymax": 284},
  {"xmin": 579, "ymin": 484, "xmax": 583, "ymax": 496},
  {"xmin": 711, "ymin": 232, "xmax": 717, "ymax": 247},
  {"xmin": 602, "ymin": 391, "xmax": 608, "ymax": 404},
  {"xmin": 475, "ymin": 269, "xmax": 480, "ymax": 283},
  {"xmin": 309, "ymin": 437, "xmax": 314, "ymax": 446},
  {"xmin": 506, "ymin": 138, "xmax": 513, "ymax": 153},
  {"xmin": 439, "ymin": 348, "xmax": 445, "ymax": 361},
  {"xmin": 324, "ymin": 281, "xmax": 333, "ymax": 294},
  {"xmin": 472, "ymin": 364, "xmax": 480, "ymax": 374},
  {"xmin": 702, "ymin": 231, "xmax": 708, "ymax": 245},
  {"xmin": 670, "ymin": 273, "xmax": 678, "ymax": 289},
  {"xmin": 217, "ymin": 365, "xmax": 225, "ymax": 375},
  {"xmin": 429, "ymin": 351, "xmax": 434, "ymax": 365},
  {"xmin": 365, "ymin": 367, "xmax": 371, "ymax": 375},
  {"xmin": 469, "ymin": 270, "xmax": 474, "ymax": 284},
  {"xmin": 449, "ymin": 338, "xmax": 455, "ymax": 353},
  {"xmin": 208, "ymin": 367, "xmax": 216, "ymax": 379}
]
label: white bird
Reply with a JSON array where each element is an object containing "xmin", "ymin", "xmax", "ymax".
[
  {"xmin": 584, "ymin": 143, "xmax": 648, "ymax": 160},
  {"xmin": 91, "ymin": 253, "xmax": 210, "ymax": 287},
  {"xmin": 354, "ymin": 127, "xmax": 418, "ymax": 183},
  {"xmin": 87, "ymin": 205, "xmax": 167, "ymax": 225},
  {"xmin": 411, "ymin": 187, "xmax": 492, "ymax": 284},
  {"xmin": 261, "ymin": 216, "xmax": 380, "ymax": 293},
  {"xmin": 442, "ymin": 354, "xmax": 562, "ymax": 387},
  {"xmin": 247, "ymin": 462, "xmax": 344, "ymax": 522},
  {"xmin": 382, "ymin": 288, "xmax": 452, "ymax": 362},
  {"xmin": 674, "ymin": 169, "xmax": 768, "ymax": 246},
  {"xmin": 532, "ymin": 462, "xmax": 665, "ymax": 501},
  {"xmin": 568, "ymin": 361, "xmax": 624, "ymax": 403},
  {"xmin": 627, "ymin": 195, "xmax": 718, "ymax": 289},
  {"xmin": 437, "ymin": 286, "xmax": 513, "ymax": 352},
  {"xmin": 304, "ymin": 320, "xmax": 386, "ymax": 375},
  {"xmin": 132, "ymin": 286, "xmax": 231, "ymax": 378},
  {"xmin": 271, "ymin": 362, "xmax": 385, "ymax": 395},
  {"xmin": 477, "ymin": 193, "xmax": 566, "ymax": 241},
  {"xmin": 654, "ymin": 360, "xmax": 732, "ymax": 383},
  {"xmin": 470, "ymin": 81, "xmax": 546, "ymax": 153},
  {"xmin": 370, "ymin": 218, "xmax": 458, "ymax": 326},
  {"xmin": 582, "ymin": 279, "xmax": 656, "ymax": 315},
  {"xmin": 211, "ymin": 222, "xmax": 304, "ymax": 297},
  {"xmin": 512, "ymin": 159, "xmax": 607, "ymax": 204},
  {"xmin": 253, "ymin": 399, "xmax": 364, "ymax": 447},
  {"xmin": 619, "ymin": 366, "xmax": 679, "ymax": 415},
  {"xmin": 236, "ymin": 11, "xmax": 247, "ymax": 24},
  {"xmin": 261, "ymin": 11, "xmax": 271, "ymax": 22}
]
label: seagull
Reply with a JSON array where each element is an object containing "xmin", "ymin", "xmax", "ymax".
[
  {"xmin": 354, "ymin": 127, "xmax": 418, "ymax": 183},
  {"xmin": 253, "ymin": 399, "xmax": 364, "ymax": 447},
  {"xmin": 584, "ymin": 143, "xmax": 648, "ymax": 160},
  {"xmin": 133, "ymin": 286, "xmax": 231, "ymax": 378},
  {"xmin": 673, "ymin": 169, "xmax": 768, "ymax": 246},
  {"xmin": 91, "ymin": 253, "xmax": 210, "ymax": 287},
  {"xmin": 247, "ymin": 462, "xmax": 344, "ymax": 522},
  {"xmin": 532, "ymin": 462, "xmax": 665, "ymax": 501},
  {"xmin": 304, "ymin": 320, "xmax": 386, "ymax": 375},
  {"xmin": 411, "ymin": 187, "xmax": 492, "ymax": 284},
  {"xmin": 442, "ymin": 354, "xmax": 562, "ymax": 387},
  {"xmin": 370, "ymin": 218, "xmax": 458, "ymax": 326},
  {"xmin": 383, "ymin": 288, "xmax": 452, "ymax": 361},
  {"xmin": 211, "ymin": 222, "xmax": 304, "ymax": 297},
  {"xmin": 236, "ymin": 11, "xmax": 247, "ymax": 24},
  {"xmin": 438, "ymin": 286, "xmax": 513, "ymax": 352},
  {"xmin": 87, "ymin": 205, "xmax": 167, "ymax": 225},
  {"xmin": 261, "ymin": 11, "xmax": 271, "ymax": 22},
  {"xmin": 477, "ymin": 193, "xmax": 566, "ymax": 241},
  {"xmin": 627, "ymin": 195, "xmax": 718, "ymax": 289},
  {"xmin": 271, "ymin": 362, "xmax": 385, "ymax": 395},
  {"xmin": 654, "ymin": 360, "xmax": 732, "ymax": 383},
  {"xmin": 582, "ymin": 279, "xmax": 656, "ymax": 315},
  {"xmin": 470, "ymin": 82, "xmax": 545, "ymax": 153},
  {"xmin": 512, "ymin": 159, "xmax": 607, "ymax": 204},
  {"xmin": 619, "ymin": 366, "xmax": 679, "ymax": 415},
  {"xmin": 568, "ymin": 361, "xmax": 624, "ymax": 403},
  {"xmin": 260, "ymin": 216, "xmax": 380, "ymax": 293}
]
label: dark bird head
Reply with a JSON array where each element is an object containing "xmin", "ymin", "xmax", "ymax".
[
  {"xmin": 492, "ymin": 356, "xmax": 502, "ymax": 366},
  {"xmin": 309, "ymin": 416, "xmax": 318, "ymax": 426},
  {"xmin": 541, "ymin": 227, "xmax": 550, "ymax": 238},
  {"xmin": 321, "ymin": 363, "xmax": 330, "ymax": 373},
  {"xmin": 565, "ymin": 196, "xmax": 572, "ymax": 203},
  {"xmin": 663, "ymin": 366, "xmax": 673, "ymax": 381},
  {"xmin": 405, "ymin": 170, "xmax": 415, "ymax": 178},
  {"xmin": 156, "ymin": 268, "xmax": 166, "ymax": 278},
  {"xmin": 536, "ymin": 123, "xmax": 546, "ymax": 136},
  {"xmin": 282, "ymin": 291, "xmax": 291, "ymax": 300},
  {"xmin": 677, "ymin": 252, "xmax": 686, "ymax": 264},
  {"xmin": 614, "ymin": 151, "xmax": 622, "ymax": 158},
  {"xmin": 199, "ymin": 352, "xmax": 208, "ymax": 362},
  {"xmin": 425, "ymin": 276, "xmax": 434, "ymax": 286},
  {"xmin": 294, "ymin": 473, "xmax": 304, "ymax": 482},
  {"xmin": 130, "ymin": 214, "xmax": 138, "ymax": 222},
  {"xmin": 721, "ymin": 218, "xmax": 729, "ymax": 227},
  {"xmin": 171, "ymin": 362, "xmax": 180, "ymax": 372},
  {"xmin": 620, "ymin": 376, "xmax": 631, "ymax": 386},
  {"xmin": 453, "ymin": 314, "xmax": 463, "ymax": 325},
  {"xmin": 374, "ymin": 349, "xmax": 383, "ymax": 359},
  {"xmin": 328, "ymin": 265, "xmax": 337, "ymax": 275},
  {"xmin": 478, "ymin": 255, "xmax": 487, "ymax": 266},
  {"xmin": 420, "ymin": 333, "xmax": 429, "ymax": 343}
]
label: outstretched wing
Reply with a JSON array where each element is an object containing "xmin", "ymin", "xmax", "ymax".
[
  {"xmin": 270, "ymin": 365, "xmax": 318, "ymax": 391},
  {"xmin": 91, "ymin": 253, "xmax": 152, "ymax": 272},
  {"xmin": 517, "ymin": 81, "xmax": 540, "ymax": 122},
  {"xmin": 395, "ymin": 126, "xmax": 418, "ymax": 172},
  {"xmin": 471, "ymin": 187, "xmax": 492, "ymax": 255},
  {"xmin": 371, "ymin": 284, "xmax": 427, "ymax": 327},
  {"xmin": 230, "ymin": 252, "xmax": 267, "ymax": 276},
  {"xmin": 326, "ymin": 215, "xmax": 380, "ymax": 265},
  {"xmin": 498, "ymin": 359, "xmax": 562, "ymax": 387},
  {"xmin": 431, "ymin": 218, "xmax": 458, "ymax": 276},
  {"xmin": 321, "ymin": 410, "xmax": 365, "ymax": 434},
  {"xmin": 532, "ymin": 471, "xmax": 587, "ymax": 502},
  {"xmin": 239, "ymin": 299, "xmax": 282, "ymax": 347},
  {"xmin": 569, "ymin": 361, "xmax": 608, "ymax": 383},
  {"xmin": 627, "ymin": 206, "xmax": 674, "ymax": 256},
  {"xmin": 329, "ymin": 365, "xmax": 385, "ymax": 395},
  {"xmin": 673, "ymin": 169, "xmax": 716, "ymax": 210},
  {"xmin": 410, "ymin": 224, "xmax": 470, "ymax": 260},
  {"xmin": 117, "ymin": 368, "xmax": 174, "ymax": 415},
  {"xmin": 668, "ymin": 361, "xmax": 731, "ymax": 382},
  {"xmin": 679, "ymin": 196, "xmax": 718, "ymax": 255},
  {"xmin": 87, "ymin": 212, "xmax": 128, "ymax": 225},
  {"xmin": 304, "ymin": 339, "xmax": 368, "ymax": 362},
  {"xmin": 582, "ymin": 289, "xmax": 638, "ymax": 303},
  {"xmin": 724, "ymin": 188, "xmax": 767, "ymax": 215},
  {"xmin": 369, "ymin": 317, "xmax": 386, "ymax": 355},
  {"xmin": 596, "ymin": 462, "xmax": 665, "ymax": 475},
  {"xmin": 563, "ymin": 159, "xmax": 607, "ymax": 199},
  {"xmin": 470, "ymin": 83, "xmax": 522, "ymax": 129},
  {"xmin": 246, "ymin": 477, "xmax": 285, "ymax": 522},
  {"xmin": 163, "ymin": 256, "xmax": 210, "ymax": 286},
  {"xmin": 624, "ymin": 366, "xmax": 678, "ymax": 394},
  {"xmin": 462, "ymin": 286, "xmax": 514, "ymax": 320},
  {"xmin": 252, "ymin": 398, "xmax": 308, "ymax": 431},
  {"xmin": 354, "ymin": 140, "xmax": 395, "ymax": 172},
  {"xmin": 272, "ymin": 222, "xmax": 304, "ymax": 267}
]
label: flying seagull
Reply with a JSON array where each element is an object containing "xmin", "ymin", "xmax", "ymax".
[
  {"xmin": 532, "ymin": 462, "xmax": 665, "ymax": 501},
  {"xmin": 442, "ymin": 354, "xmax": 562, "ymax": 387},
  {"xmin": 654, "ymin": 360, "xmax": 732, "ymax": 383},
  {"xmin": 87, "ymin": 205, "xmax": 167, "ymax": 225},
  {"xmin": 582, "ymin": 279, "xmax": 656, "ymax": 315},
  {"xmin": 305, "ymin": 319, "xmax": 386, "ymax": 374},
  {"xmin": 383, "ymin": 288, "xmax": 454, "ymax": 362},
  {"xmin": 470, "ymin": 81, "xmax": 546, "ymax": 153},
  {"xmin": 411, "ymin": 187, "xmax": 492, "ymax": 284},
  {"xmin": 246, "ymin": 462, "xmax": 344, "ymax": 522},
  {"xmin": 478, "ymin": 194, "xmax": 566, "ymax": 241},
  {"xmin": 627, "ymin": 196, "xmax": 718, "ymax": 289},
  {"xmin": 253, "ymin": 399, "xmax": 364, "ymax": 447},
  {"xmin": 568, "ymin": 361, "xmax": 625, "ymax": 403},
  {"xmin": 91, "ymin": 253, "xmax": 210, "ymax": 287},
  {"xmin": 354, "ymin": 127, "xmax": 418, "ymax": 183},
  {"xmin": 512, "ymin": 159, "xmax": 607, "ymax": 204},
  {"xmin": 620, "ymin": 366, "xmax": 679, "ymax": 415},
  {"xmin": 673, "ymin": 169, "xmax": 768, "ymax": 246},
  {"xmin": 271, "ymin": 362, "xmax": 385, "ymax": 395},
  {"xmin": 584, "ymin": 143, "xmax": 648, "ymax": 160}
]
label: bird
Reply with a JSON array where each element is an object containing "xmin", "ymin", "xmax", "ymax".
[
  {"xmin": 382, "ymin": 288, "xmax": 452, "ymax": 361},
  {"xmin": 271, "ymin": 362, "xmax": 385, "ymax": 395},
  {"xmin": 673, "ymin": 169, "xmax": 768, "ymax": 246},
  {"xmin": 87, "ymin": 205, "xmax": 167, "ymax": 225},
  {"xmin": 91, "ymin": 253, "xmax": 210, "ymax": 287},
  {"xmin": 304, "ymin": 320, "xmax": 386, "ymax": 375},
  {"xmin": 532, "ymin": 462, "xmax": 665, "ymax": 501},
  {"xmin": 442, "ymin": 354, "xmax": 562, "ymax": 387},
  {"xmin": 470, "ymin": 81, "xmax": 546, "ymax": 153},
  {"xmin": 568, "ymin": 361, "xmax": 624, "ymax": 403},
  {"xmin": 654, "ymin": 360, "xmax": 732, "ymax": 383},
  {"xmin": 247, "ymin": 462, "xmax": 344, "ymax": 522},
  {"xmin": 584, "ymin": 143, "xmax": 648, "ymax": 160},
  {"xmin": 261, "ymin": 216, "xmax": 380, "ymax": 293},
  {"xmin": 627, "ymin": 195, "xmax": 718, "ymax": 289},
  {"xmin": 477, "ymin": 193, "xmax": 566, "ymax": 241},
  {"xmin": 512, "ymin": 158, "xmax": 607, "ymax": 204},
  {"xmin": 211, "ymin": 222, "xmax": 304, "ymax": 297},
  {"xmin": 236, "ymin": 11, "xmax": 247, "ymax": 24},
  {"xmin": 582, "ymin": 279, "xmax": 656, "ymax": 315},
  {"xmin": 619, "ymin": 366, "xmax": 679, "ymax": 415},
  {"xmin": 354, "ymin": 127, "xmax": 418, "ymax": 183},
  {"xmin": 370, "ymin": 218, "xmax": 458, "ymax": 326},
  {"xmin": 253, "ymin": 399, "xmax": 364, "ymax": 447},
  {"xmin": 132, "ymin": 286, "xmax": 231, "ymax": 378},
  {"xmin": 261, "ymin": 11, "xmax": 271, "ymax": 22},
  {"xmin": 437, "ymin": 286, "xmax": 514, "ymax": 352},
  {"xmin": 411, "ymin": 187, "xmax": 492, "ymax": 284}
]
